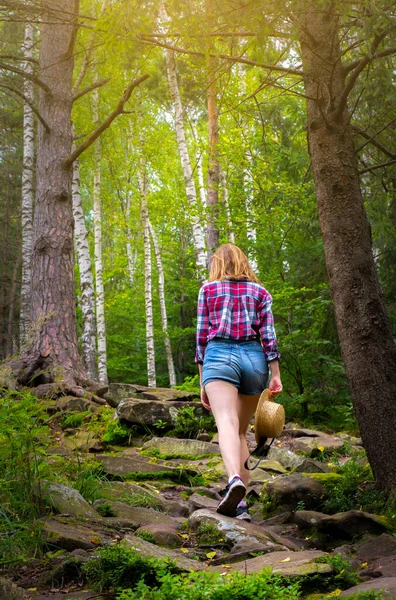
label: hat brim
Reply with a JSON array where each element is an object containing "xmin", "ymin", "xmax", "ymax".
[{"xmin": 254, "ymin": 389, "xmax": 285, "ymax": 443}]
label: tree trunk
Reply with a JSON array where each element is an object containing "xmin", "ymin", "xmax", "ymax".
[
  {"xmin": 125, "ymin": 191, "xmax": 138, "ymax": 285},
  {"xmin": 299, "ymin": 1, "xmax": 396, "ymax": 491},
  {"xmin": 72, "ymin": 156, "xmax": 98, "ymax": 380},
  {"xmin": 206, "ymin": 52, "xmax": 220, "ymax": 256},
  {"xmin": 92, "ymin": 87, "xmax": 108, "ymax": 384},
  {"xmin": 140, "ymin": 171, "xmax": 156, "ymax": 388},
  {"xmin": 7, "ymin": 258, "xmax": 20, "ymax": 356},
  {"xmin": 159, "ymin": 4, "xmax": 207, "ymax": 277},
  {"xmin": 149, "ymin": 220, "xmax": 177, "ymax": 387},
  {"xmin": 20, "ymin": 22, "xmax": 35, "ymax": 347},
  {"xmin": 14, "ymin": 0, "xmax": 88, "ymax": 388}
]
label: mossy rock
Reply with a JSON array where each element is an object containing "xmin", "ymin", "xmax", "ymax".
[{"xmin": 301, "ymin": 472, "xmax": 343, "ymax": 485}]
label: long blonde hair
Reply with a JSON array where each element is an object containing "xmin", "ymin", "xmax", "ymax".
[{"xmin": 209, "ymin": 244, "xmax": 260, "ymax": 284}]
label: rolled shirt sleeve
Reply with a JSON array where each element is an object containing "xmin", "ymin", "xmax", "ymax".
[
  {"xmin": 195, "ymin": 286, "xmax": 209, "ymax": 364},
  {"xmin": 258, "ymin": 295, "xmax": 281, "ymax": 362}
]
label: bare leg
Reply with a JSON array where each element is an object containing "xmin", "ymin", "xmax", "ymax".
[
  {"xmin": 204, "ymin": 381, "xmax": 241, "ymax": 479},
  {"xmin": 237, "ymin": 393, "xmax": 260, "ymax": 489}
]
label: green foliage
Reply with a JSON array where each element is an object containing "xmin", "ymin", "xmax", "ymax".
[
  {"xmin": 83, "ymin": 543, "xmax": 177, "ymax": 591},
  {"xmin": 195, "ymin": 522, "xmax": 224, "ymax": 545},
  {"xmin": 170, "ymin": 406, "xmax": 217, "ymax": 439},
  {"xmin": 314, "ymin": 554, "xmax": 360, "ymax": 589},
  {"xmin": 0, "ymin": 390, "xmax": 50, "ymax": 564},
  {"xmin": 120, "ymin": 492, "xmax": 163, "ymax": 511},
  {"xmin": 96, "ymin": 502, "xmax": 116, "ymax": 517},
  {"xmin": 116, "ymin": 569, "xmax": 301, "ymax": 600},
  {"xmin": 60, "ymin": 410, "xmax": 92, "ymax": 429},
  {"xmin": 135, "ymin": 529, "xmax": 156, "ymax": 544},
  {"xmin": 71, "ymin": 458, "xmax": 109, "ymax": 504},
  {"xmin": 175, "ymin": 375, "xmax": 201, "ymax": 394}
]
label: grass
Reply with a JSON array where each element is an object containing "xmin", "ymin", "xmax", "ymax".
[{"xmin": 140, "ymin": 447, "xmax": 220, "ymax": 461}]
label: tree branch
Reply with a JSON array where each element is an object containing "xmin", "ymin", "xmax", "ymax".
[
  {"xmin": 0, "ymin": 54, "xmax": 38, "ymax": 64},
  {"xmin": 359, "ymin": 157, "xmax": 396, "ymax": 175},
  {"xmin": 0, "ymin": 83, "xmax": 50, "ymax": 132},
  {"xmin": 136, "ymin": 35, "xmax": 304, "ymax": 76},
  {"xmin": 344, "ymin": 46, "xmax": 396, "ymax": 73},
  {"xmin": 0, "ymin": 62, "xmax": 51, "ymax": 93},
  {"xmin": 72, "ymin": 77, "xmax": 110, "ymax": 102},
  {"xmin": 336, "ymin": 32, "xmax": 388, "ymax": 118},
  {"xmin": 353, "ymin": 124, "xmax": 396, "ymax": 159},
  {"xmin": 140, "ymin": 30, "xmax": 293, "ymax": 39},
  {"xmin": 64, "ymin": 74, "xmax": 150, "ymax": 167}
]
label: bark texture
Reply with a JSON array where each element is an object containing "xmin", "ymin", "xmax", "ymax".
[
  {"xmin": 72, "ymin": 157, "xmax": 97, "ymax": 380},
  {"xmin": 20, "ymin": 22, "xmax": 35, "ymax": 346},
  {"xmin": 140, "ymin": 171, "xmax": 156, "ymax": 387},
  {"xmin": 159, "ymin": 4, "xmax": 207, "ymax": 277},
  {"xmin": 149, "ymin": 220, "xmax": 177, "ymax": 387},
  {"xmin": 14, "ymin": 0, "xmax": 88, "ymax": 386},
  {"xmin": 299, "ymin": 1, "xmax": 396, "ymax": 491},
  {"xmin": 92, "ymin": 87, "xmax": 108, "ymax": 384},
  {"xmin": 219, "ymin": 166, "xmax": 235, "ymax": 244},
  {"xmin": 125, "ymin": 191, "xmax": 138, "ymax": 285}
]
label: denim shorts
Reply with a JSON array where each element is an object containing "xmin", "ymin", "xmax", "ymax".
[{"xmin": 202, "ymin": 339, "xmax": 269, "ymax": 395}]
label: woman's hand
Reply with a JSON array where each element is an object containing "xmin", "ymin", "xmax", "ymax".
[
  {"xmin": 200, "ymin": 387, "xmax": 211, "ymax": 411},
  {"xmin": 269, "ymin": 375, "xmax": 282, "ymax": 397}
]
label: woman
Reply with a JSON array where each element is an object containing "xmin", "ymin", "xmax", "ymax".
[{"xmin": 196, "ymin": 244, "xmax": 282, "ymax": 521}]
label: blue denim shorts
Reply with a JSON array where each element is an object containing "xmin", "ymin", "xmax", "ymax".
[{"xmin": 202, "ymin": 339, "xmax": 269, "ymax": 395}]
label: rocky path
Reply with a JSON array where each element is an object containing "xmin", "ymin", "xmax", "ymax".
[{"xmin": 3, "ymin": 383, "xmax": 396, "ymax": 600}]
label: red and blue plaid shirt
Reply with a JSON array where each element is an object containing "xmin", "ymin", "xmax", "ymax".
[{"xmin": 195, "ymin": 279, "xmax": 280, "ymax": 364}]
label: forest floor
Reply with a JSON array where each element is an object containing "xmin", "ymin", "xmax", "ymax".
[{"xmin": 1, "ymin": 384, "xmax": 396, "ymax": 600}]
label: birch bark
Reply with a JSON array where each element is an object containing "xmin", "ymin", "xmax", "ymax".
[
  {"xmin": 159, "ymin": 4, "xmax": 207, "ymax": 276},
  {"xmin": 93, "ymin": 88, "xmax": 108, "ymax": 384},
  {"xmin": 149, "ymin": 221, "xmax": 176, "ymax": 387},
  {"xmin": 72, "ymin": 157, "xmax": 97, "ymax": 379},
  {"xmin": 20, "ymin": 22, "xmax": 35, "ymax": 346},
  {"xmin": 191, "ymin": 119, "xmax": 207, "ymax": 208},
  {"xmin": 125, "ymin": 191, "xmax": 138, "ymax": 285},
  {"xmin": 206, "ymin": 51, "xmax": 220, "ymax": 255},
  {"xmin": 140, "ymin": 171, "xmax": 156, "ymax": 387}
]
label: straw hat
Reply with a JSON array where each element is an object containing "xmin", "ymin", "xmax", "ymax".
[{"xmin": 254, "ymin": 388, "xmax": 285, "ymax": 442}]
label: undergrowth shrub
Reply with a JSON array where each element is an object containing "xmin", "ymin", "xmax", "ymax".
[
  {"xmin": 0, "ymin": 389, "xmax": 50, "ymax": 564},
  {"xmin": 116, "ymin": 569, "xmax": 301, "ymax": 600},
  {"xmin": 169, "ymin": 405, "xmax": 216, "ymax": 439},
  {"xmin": 83, "ymin": 544, "xmax": 177, "ymax": 591}
]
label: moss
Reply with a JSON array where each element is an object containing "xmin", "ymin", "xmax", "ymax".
[
  {"xmin": 140, "ymin": 447, "xmax": 220, "ymax": 461},
  {"xmin": 301, "ymin": 472, "xmax": 343, "ymax": 485},
  {"xmin": 135, "ymin": 529, "xmax": 156, "ymax": 544}
]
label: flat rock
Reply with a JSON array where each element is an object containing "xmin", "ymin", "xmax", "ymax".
[
  {"xmin": 189, "ymin": 493, "xmax": 218, "ymax": 512},
  {"xmin": 256, "ymin": 460, "xmax": 287, "ymax": 474},
  {"xmin": 211, "ymin": 540, "xmax": 287, "ymax": 565},
  {"xmin": 281, "ymin": 428, "xmax": 325, "ymax": 438},
  {"xmin": 143, "ymin": 437, "xmax": 220, "ymax": 457},
  {"xmin": 94, "ymin": 500, "xmax": 180, "ymax": 528},
  {"xmin": 188, "ymin": 509, "xmax": 298, "ymax": 550},
  {"xmin": 356, "ymin": 533, "xmax": 396, "ymax": 562},
  {"xmin": 42, "ymin": 517, "xmax": 115, "ymax": 550},
  {"xmin": 339, "ymin": 577, "xmax": 396, "ymax": 598},
  {"xmin": 266, "ymin": 447, "xmax": 305, "ymax": 471},
  {"xmin": 293, "ymin": 510, "xmax": 328, "ymax": 529},
  {"xmin": 42, "ymin": 481, "xmax": 99, "ymax": 518},
  {"xmin": 293, "ymin": 458, "xmax": 331, "ymax": 473},
  {"xmin": 124, "ymin": 534, "xmax": 203, "ymax": 571},
  {"xmin": 212, "ymin": 549, "xmax": 332, "ymax": 577},
  {"xmin": 140, "ymin": 389, "xmax": 199, "ymax": 402},
  {"xmin": 33, "ymin": 593, "xmax": 103, "ymax": 600},
  {"xmin": 317, "ymin": 510, "xmax": 389, "ymax": 539},
  {"xmin": 0, "ymin": 578, "xmax": 30, "ymax": 600},
  {"xmin": 56, "ymin": 396, "xmax": 93, "ymax": 412},
  {"xmin": 96, "ymin": 454, "xmax": 178, "ymax": 477},
  {"xmin": 63, "ymin": 430, "xmax": 104, "ymax": 453},
  {"xmin": 99, "ymin": 481, "xmax": 171, "ymax": 511},
  {"xmin": 265, "ymin": 473, "xmax": 326, "ymax": 510},
  {"xmin": 135, "ymin": 523, "xmax": 183, "ymax": 548},
  {"xmin": 117, "ymin": 398, "xmax": 204, "ymax": 426},
  {"xmin": 293, "ymin": 436, "xmax": 344, "ymax": 453}
]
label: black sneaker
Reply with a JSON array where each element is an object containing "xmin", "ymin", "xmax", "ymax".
[
  {"xmin": 216, "ymin": 476, "xmax": 246, "ymax": 517},
  {"xmin": 235, "ymin": 505, "xmax": 251, "ymax": 522}
]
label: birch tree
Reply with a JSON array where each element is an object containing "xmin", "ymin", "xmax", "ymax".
[
  {"xmin": 140, "ymin": 170, "xmax": 156, "ymax": 387},
  {"xmin": 92, "ymin": 87, "xmax": 108, "ymax": 384},
  {"xmin": 159, "ymin": 3, "xmax": 207, "ymax": 276},
  {"xmin": 72, "ymin": 157, "xmax": 97, "ymax": 380},
  {"xmin": 19, "ymin": 22, "xmax": 35, "ymax": 346},
  {"xmin": 149, "ymin": 220, "xmax": 176, "ymax": 387}
]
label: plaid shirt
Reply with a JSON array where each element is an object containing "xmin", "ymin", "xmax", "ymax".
[{"xmin": 195, "ymin": 279, "xmax": 280, "ymax": 364}]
